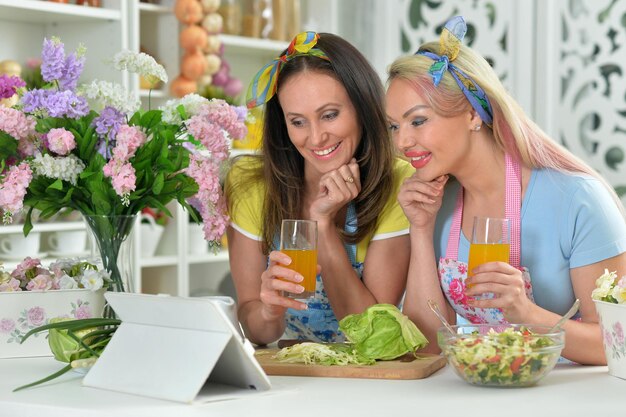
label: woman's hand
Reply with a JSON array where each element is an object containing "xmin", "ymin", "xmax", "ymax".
[
  {"xmin": 310, "ymin": 158, "xmax": 361, "ymax": 222},
  {"xmin": 464, "ymin": 262, "xmax": 534, "ymax": 323},
  {"xmin": 397, "ymin": 174, "xmax": 448, "ymax": 230},
  {"xmin": 259, "ymin": 251, "xmax": 309, "ymax": 321}
]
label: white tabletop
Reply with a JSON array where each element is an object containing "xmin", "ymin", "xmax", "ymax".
[{"xmin": 0, "ymin": 357, "xmax": 622, "ymax": 417}]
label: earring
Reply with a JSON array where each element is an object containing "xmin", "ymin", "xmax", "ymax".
[{"xmin": 473, "ymin": 125, "xmax": 481, "ymax": 131}]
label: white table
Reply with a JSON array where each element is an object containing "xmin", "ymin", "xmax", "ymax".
[{"xmin": 0, "ymin": 357, "xmax": 622, "ymax": 417}]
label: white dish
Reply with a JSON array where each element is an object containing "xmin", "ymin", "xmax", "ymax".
[
  {"xmin": 0, "ymin": 252, "xmax": 48, "ymax": 261},
  {"xmin": 48, "ymin": 250, "xmax": 90, "ymax": 259}
]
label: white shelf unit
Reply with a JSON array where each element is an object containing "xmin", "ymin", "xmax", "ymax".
[
  {"xmin": 0, "ymin": 0, "xmax": 343, "ymax": 300},
  {"xmin": 0, "ymin": 0, "xmax": 129, "ymax": 88},
  {"xmin": 127, "ymin": 0, "xmax": 178, "ymax": 107}
]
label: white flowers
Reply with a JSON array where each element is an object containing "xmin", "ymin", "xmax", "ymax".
[
  {"xmin": 160, "ymin": 94, "xmax": 208, "ymax": 125},
  {"xmin": 112, "ymin": 50, "xmax": 168, "ymax": 85},
  {"xmin": 32, "ymin": 152, "xmax": 85, "ymax": 185},
  {"xmin": 80, "ymin": 80, "xmax": 141, "ymax": 115},
  {"xmin": 80, "ymin": 269, "xmax": 107, "ymax": 291},
  {"xmin": 592, "ymin": 269, "xmax": 626, "ymax": 304}
]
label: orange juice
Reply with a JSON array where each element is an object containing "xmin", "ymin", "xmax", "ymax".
[
  {"xmin": 280, "ymin": 249, "xmax": 317, "ymax": 297},
  {"xmin": 467, "ymin": 243, "xmax": 510, "ymax": 277}
]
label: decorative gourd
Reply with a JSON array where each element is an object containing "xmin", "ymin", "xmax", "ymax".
[
  {"xmin": 200, "ymin": 0, "xmax": 220, "ymax": 13},
  {"xmin": 174, "ymin": 0, "xmax": 204, "ymax": 25},
  {"xmin": 199, "ymin": 74, "xmax": 213, "ymax": 88},
  {"xmin": 181, "ymin": 51, "xmax": 208, "ymax": 80},
  {"xmin": 179, "ymin": 25, "xmax": 208, "ymax": 52},
  {"xmin": 202, "ymin": 13, "xmax": 223, "ymax": 33},
  {"xmin": 203, "ymin": 35, "xmax": 222, "ymax": 54},
  {"xmin": 170, "ymin": 75, "xmax": 198, "ymax": 98},
  {"xmin": 223, "ymin": 77, "xmax": 243, "ymax": 97},
  {"xmin": 204, "ymin": 54, "xmax": 222, "ymax": 75}
]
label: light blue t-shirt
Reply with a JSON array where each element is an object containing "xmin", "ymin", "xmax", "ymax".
[{"xmin": 434, "ymin": 169, "xmax": 626, "ymax": 316}]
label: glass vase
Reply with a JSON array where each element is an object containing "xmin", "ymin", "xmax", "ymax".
[{"xmin": 83, "ymin": 214, "xmax": 137, "ymax": 295}]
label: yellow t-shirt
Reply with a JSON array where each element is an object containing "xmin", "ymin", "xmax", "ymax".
[{"xmin": 226, "ymin": 157, "xmax": 414, "ymax": 263}]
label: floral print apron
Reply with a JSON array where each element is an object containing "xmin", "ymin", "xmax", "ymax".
[
  {"xmin": 439, "ymin": 154, "xmax": 534, "ymax": 324},
  {"xmin": 276, "ymin": 204, "xmax": 363, "ymax": 343}
]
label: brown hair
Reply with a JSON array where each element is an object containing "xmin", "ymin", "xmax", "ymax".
[{"xmin": 227, "ymin": 33, "xmax": 395, "ymax": 254}]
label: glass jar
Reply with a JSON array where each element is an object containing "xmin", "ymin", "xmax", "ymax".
[
  {"xmin": 218, "ymin": 0, "xmax": 242, "ymax": 35},
  {"xmin": 241, "ymin": 0, "xmax": 262, "ymax": 38}
]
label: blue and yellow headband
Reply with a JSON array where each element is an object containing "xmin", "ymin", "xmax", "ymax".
[
  {"xmin": 416, "ymin": 16, "xmax": 493, "ymax": 126},
  {"xmin": 246, "ymin": 31, "xmax": 330, "ymax": 109}
]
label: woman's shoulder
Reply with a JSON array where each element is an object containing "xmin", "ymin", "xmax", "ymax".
[
  {"xmin": 532, "ymin": 168, "xmax": 610, "ymax": 200},
  {"xmin": 226, "ymin": 155, "xmax": 265, "ymax": 198}
]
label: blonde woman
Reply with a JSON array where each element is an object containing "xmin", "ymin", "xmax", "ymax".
[{"xmin": 387, "ymin": 16, "xmax": 626, "ymax": 365}]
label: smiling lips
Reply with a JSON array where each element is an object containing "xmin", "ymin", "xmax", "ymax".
[
  {"xmin": 405, "ymin": 151, "xmax": 432, "ymax": 169},
  {"xmin": 312, "ymin": 142, "xmax": 341, "ymax": 158}
]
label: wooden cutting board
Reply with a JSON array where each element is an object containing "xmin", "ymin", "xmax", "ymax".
[{"xmin": 254, "ymin": 349, "xmax": 446, "ymax": 380}]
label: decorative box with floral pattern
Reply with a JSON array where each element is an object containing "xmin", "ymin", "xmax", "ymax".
[
  {"xmin": 0, "ymin": 257, "xmax": 106, "ymax": 358},
  {"xmin": 592, "ymin": 269, "xmax": 626, "ymax": 379}
]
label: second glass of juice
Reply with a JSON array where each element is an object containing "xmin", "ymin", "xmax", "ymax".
[{"xmin": 468, "ymin": 217, "xmax": 510, "ymax": 278}]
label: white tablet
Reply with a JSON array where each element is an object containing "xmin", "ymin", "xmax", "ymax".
[{"xmin": 82, "ymin": 292, "xmax": 271, "ymax": 403}]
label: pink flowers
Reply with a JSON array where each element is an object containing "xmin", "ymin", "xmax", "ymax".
[
  {"xmin": 102, "ymin": 125, "xmax": 146, "ymax": 205},
  {"xmin": 0, "ymin": 257, "xmax": 109, "ymax": 293},
  {"xmin": 45, "ymin": 128, "xmax": 76, "ymax": 156},
  {"xmin": 0, "ymin": 107, "xmax": 36, "ymax": 141},
  {"xmin": 27, "ymin": 307, "xmax": 45, "ymax": 327},
  {"xmin": 183, "ymin": 100, "xmax": 246, "ymax": 242},
  {"xmin": 0, "ymin": 163, "xmax": 32, "ymax": 220},
  {"xmin": 448, "ymin": 278, "xmax": 469, "ymax": 305}
]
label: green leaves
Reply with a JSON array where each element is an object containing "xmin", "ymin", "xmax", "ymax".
[{"xmin": 14, "ymin": 317, "xmax": 121, "ymax": 392}]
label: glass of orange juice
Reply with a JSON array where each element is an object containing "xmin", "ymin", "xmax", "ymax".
[
  {"xmin": 279, "ymin": 219, "xmax": 317, "ymax": 299},
  {"xmin": 468, "ymin": 217, "xmax": 510, "ymax": 279}
]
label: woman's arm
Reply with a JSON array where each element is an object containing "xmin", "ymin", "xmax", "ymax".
[
  {"xmin": 227, "ymin": 226, "xmax": 307, "ymax": 345},
  {"xmin": 396, "ymin": 174, "xmax": 451, "ymax": 353},
  {"xmin": 403, "ymin": 226, "xmax": 455, "ymax": 354},
  {"xmin": 467, "ymin": 253, "xmax": 626, "ymax": 365},
  {"xmin": 539, "ymin": 253, "xmax": 625, "ymax": 365}
]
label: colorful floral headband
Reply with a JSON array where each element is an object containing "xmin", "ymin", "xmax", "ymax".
[
  {"xmin": 416, "ymin": 16, "xmax": 493, "ymax": 126},
  {"xmin": 246, "ymin": 31, "xmax": 330, "ymax": 109}
]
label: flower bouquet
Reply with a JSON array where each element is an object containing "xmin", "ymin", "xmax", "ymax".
[
  {"xmin": 0, "ymin": 37, "xmax": 247, "ymax": 295},
  {"xmin": 592, "ymin": 269, "xmax": 626, "ymax": 379}
]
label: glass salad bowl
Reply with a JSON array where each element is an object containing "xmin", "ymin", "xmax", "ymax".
[{"xmin": 437, "ymin": 324, "xmax": 565, "ymax": 387}]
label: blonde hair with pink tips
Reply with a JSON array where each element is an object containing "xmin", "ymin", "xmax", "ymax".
[{"xmin": 388, "ymin": 41, "xmax": 625, "ymax": 217}]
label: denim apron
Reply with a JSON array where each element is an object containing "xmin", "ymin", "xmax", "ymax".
[
  {"xmin": 274, "ymin": 204, "xmax": 363, "ymax": 342},
  {"xmin": 439, "ymin": 154, "xmax": 534, "ymax": 324}
]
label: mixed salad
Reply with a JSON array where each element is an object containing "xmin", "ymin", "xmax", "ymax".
[{"xmin": 442, "ymin": 326, "xmax": 563, "ymax": 386}]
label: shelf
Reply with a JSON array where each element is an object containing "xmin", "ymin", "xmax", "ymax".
[
  {"xmin": 221, "ymin": 34, "xmax": 288, "ymax": 55},
  {"xmin": 140, "ymin": 255, "xmax": 179, "ymax": 267},
  {"xmin": 0, "ymin": 0, "xmax": 121, "ymax": 24},
  {"xmin": 0, "ymin": 222, "xmax": 85, "ymax": 235},
  {"xmin": 187, "ymin": 251, "xmax": 229, "ymax": 264},
  {"xmin": 138, "ymin": 2, "xmax": 172, "ymax": 14}
]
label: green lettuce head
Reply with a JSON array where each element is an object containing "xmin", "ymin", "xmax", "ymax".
[
  {"xmin": 338, "ymin": 304, "xmax": 428, "ymax": 360},
  {"xmin": 47, "ymin": 317, "xmax": 93, "ymax": 363}
]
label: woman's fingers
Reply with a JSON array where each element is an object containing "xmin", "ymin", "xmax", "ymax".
[{"xmin": 261, "ymin": 251, "xmax": 308, "ymax": 310}]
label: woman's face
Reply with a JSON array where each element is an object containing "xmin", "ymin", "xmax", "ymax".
[
  {"xmin": 386, "ymin": 77, "xmax": 473, "ymax": 181},
  {"xmin": 277, "ymin": 71, "xmax": 361, "ymax": 175}
]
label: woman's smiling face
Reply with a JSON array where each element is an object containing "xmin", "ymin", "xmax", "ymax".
[
  {"xmin": 278, "ymin": 70, "xmax": 361, "ymax": 175},
  {"xmin": 386, "ymin": 77, "xmax": 473, "ymax": 181}
]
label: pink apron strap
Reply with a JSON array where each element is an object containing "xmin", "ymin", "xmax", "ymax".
[
  {"xmin": 445, "ymin": 154, "xmax": 522, "ymax": 267},
  {"xmin": 505, "ymin": 153, "xmax": 522, "ymax": 268},
  {"xmin": 445, "ymin": 189, "xmax": 464, "ymax": 260}
]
